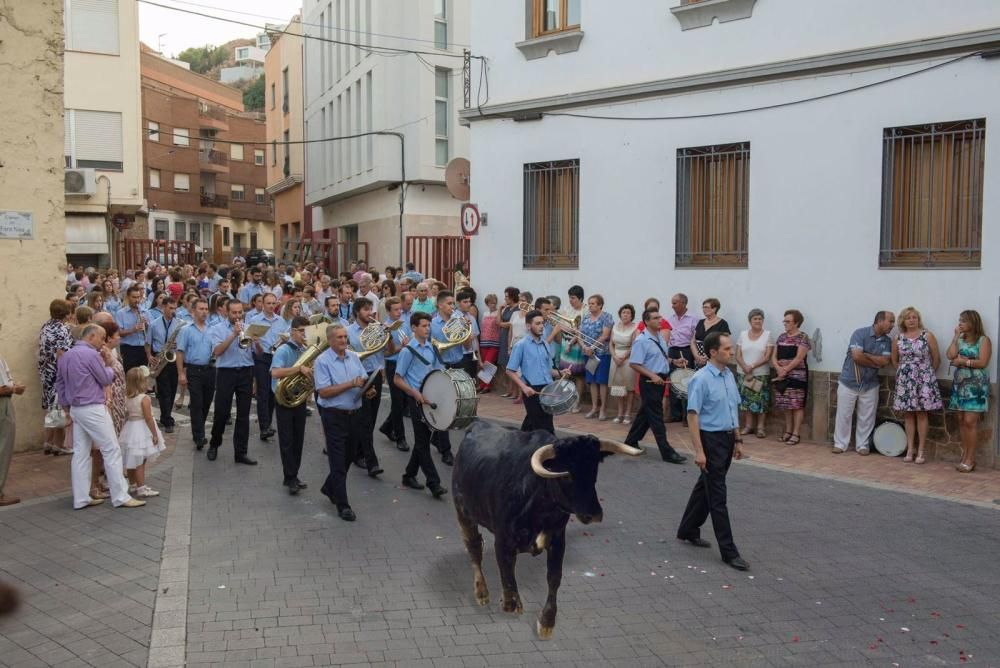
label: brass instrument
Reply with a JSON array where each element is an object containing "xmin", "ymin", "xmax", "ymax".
[
  {"xmin": 268, "ymin": 332, "xmax": 290, "ymax": 353},
  {"xmin": 274, "ymin": 339, "xmax": 328, "ymax": 408},
  {"xmin": 308, "ymin": 313, "xmax": 327, "ymax": 325},
  {"xmin": 521, "ymin": 303, "xmax": 604, "ymax": 354},
  {"xmin": 355, "ymin": 320, "xmax": 404, "ymax": 361},
  {"xmin": 237, "ymin": 321, "xmax": 252, "ymax": 349},
  {"xmin": 431, "ymin": 316, "xmax": 473, "ymax": 354},
  {"xmin": 149, "ymin": 321, "xmax": 189, "ymax": 378}
]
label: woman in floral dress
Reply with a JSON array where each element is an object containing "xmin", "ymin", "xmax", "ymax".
[
  {"xmin": 37, "ymin": 299, "xmax": 74, "ymax": 455},
  {"xmin": 946, "ymin": 310, "xmax": 992, "ymax": 473},
  {"xmin": 890, "ymin": 307, "xmax": 942, "ymax": 464},
  {"xmin": 771, "ymin": 309, "xmax": 811, "ymax": 445}
]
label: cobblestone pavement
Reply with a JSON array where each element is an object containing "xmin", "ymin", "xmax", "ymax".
[
  {"xmin": 182, "ymin": 400, "xmax": 1000, "ymax": 667},
  {"xmin": 0, "ymin": 467, "xmax": 172, "ymax": 668}
]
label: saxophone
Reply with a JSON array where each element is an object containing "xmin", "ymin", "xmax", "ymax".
[
  {"xmin": 149, "ymin": 321, "xmax": 189, "ymax": 378},
  {"xmin": 274, "ymin": 339, "xmax": 329, "ymax": 408}
]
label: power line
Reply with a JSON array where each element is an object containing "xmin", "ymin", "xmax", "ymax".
[
  {"xmin": 537, "ymin": 52, "xmax": 980, "ymax": 122},
  {"xmin": 156, "ymin": 0, "xmax": 471, "ymax": 49},
  {"xmin": 139, "ymin": 0, "xmax": 476, "ymax": 60}
]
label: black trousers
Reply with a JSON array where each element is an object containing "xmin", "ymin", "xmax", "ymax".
[
  {"xmin": 253, "ymin": 354, "xmax": 275, "ymax": 431},
  {"xmin": 380, "ymin": 360, "xmax": 406, "ymax": 442},
  {"xmin": 319, "ymin": 407, "xmax": 361, "ymax": 507},
  {"xmin": 462, "ymin": 353, "xmax": 478, "ymax": 384},
  {"xmin": 121, "ymin": 345, "xmax": 146, "ymax": 373},
  {"xmin": 668, "ymin": 346, "xmax": 695, "ymax": 420},
  {"xmin": 275, "ymin": 403, "xmax": 306, "ymax": 483},
  {"xmin": 358, "ymin": 373, "xmax": 382, "ymax": 470},
  {"xmin": 185, "ymin": 364, "xmax": 216, "ymax": 441},
  {"xmin": 210, "ymin": 366, "xmax": 254, "ymax": 457},
  {"xmin": 677, "ymin": 430, "xmax": 739, "ymax": 560},
  {"xmin": 155, "ymin": 362, "xmax": 178, "ymax": 427},
  {"xmin": 404, "ymin": 397, "xmax": 442, "ymax": 487},
  {"xmin": 625, "ymin": 376, "xmax": 678, "ymax": 460},
  {"xmin": 522, "ymin": 385, "xmax": 554, "ymax": 434}
]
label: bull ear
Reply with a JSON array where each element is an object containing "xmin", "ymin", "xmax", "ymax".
[
  {"xmin": 530, "ymin": 444, "xmax": 570, "ymax": 479},
  {"xmin": 599, "ymin": 440, "xmax": 645, "ymax": 457}
]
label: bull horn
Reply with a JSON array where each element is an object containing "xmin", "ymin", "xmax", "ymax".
[
  {"xmin": 530, "ymin": 444, "xmax": 570, "ymax": 479},
  {"xmin": 599, "ymin": 440, "xmax": 645, "ymax": 457}
]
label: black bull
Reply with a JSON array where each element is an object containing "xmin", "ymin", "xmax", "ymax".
[{"xmin": 451, "ymin": 422, "xmax": 644, "ymax": 638}]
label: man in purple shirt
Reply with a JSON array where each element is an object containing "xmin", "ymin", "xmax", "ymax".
[
  {"xmin": 666, "ymin": 293, "xmax": 699, "ymax": 423},
  {"xmin": 56, "ymin": 324, "xmax": 143, "ymax": 510}
]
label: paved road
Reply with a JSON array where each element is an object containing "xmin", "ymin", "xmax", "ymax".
[{"xmin": 4, "ymin": 395, "xmax": 1000, "ymax": 667}]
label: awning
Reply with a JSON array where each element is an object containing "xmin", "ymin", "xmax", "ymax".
[{"xmin": 65, "ymin": 214, "xmax": 109, "ymax": 255}]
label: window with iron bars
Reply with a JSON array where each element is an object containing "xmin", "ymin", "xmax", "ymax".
[
  {"xmin": 880, "ymin": 119, "xmax": 985, "ymax": 268},
  {"xmin": 523, "ymin": 160, "xmax": 579, "ymax": 269},
  {"xmin": 675, "ymin": 142, "xmax": 750, "ymax": 268}
]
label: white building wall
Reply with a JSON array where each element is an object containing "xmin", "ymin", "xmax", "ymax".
[
  {"xmin": 467, "ymin": 56, "xmax": 1000, "ymax": 379},
  {"xmin": 302, "ymin": 0, "xmax": 470, "ymax": 257}
]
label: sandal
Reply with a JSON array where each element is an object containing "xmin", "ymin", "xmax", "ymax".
[
  {"xmin": 786, "ymin": 434, "xmax": 800, "ymax": 445},
  {"xmin": 623, "ymin": 415, "xmax": 632, "ymax": 425},
  {"xmin": 612, "ymin": 416, "xmax": 623, "ymax": 424},
  {"xmin": 778, "ymin": 432, "xmax": 791, "ymax": 442},
  {"xmin": 90, "ymin": 488, "xmax": 110, "ymax": 500},
  {"xmin": 584, "ymin": 410, "xmax": 598, "ymax": 419},
  {"xmin": 739, "ymin": 427, "xmax": 752, "ymax": 436},
  {"xmin": 755, "ymin": 428, "xmax": 766, "ymax": 439},
  {"xmin": 903, "ymin": 455, "xmax": 914, "ymax": 463},
  {"xmin": 957, "ymin": 462, "xmax": 975, "ymax": 473},
  {"xmin": 915, "ymin": 454, "xmax": 926, "ymax": 465}
]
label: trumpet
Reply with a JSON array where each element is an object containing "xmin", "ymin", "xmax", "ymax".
[
  {"xmin": 236, "ymin": 321, "xmax": 252, "ymax": 349},
  {"xmin": 431, "ymin": 316, "xmax": 473, "ymax": 354},
  {"xmin": 355, "ymin": 320, "xmax": 404, "ymax": 361},
  {"xmin": 269, "ymin": 332, "xmax": 290, "ymax": 353}
]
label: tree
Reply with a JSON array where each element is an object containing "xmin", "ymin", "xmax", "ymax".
[
  {"xmin": 176, "ymin": 44, "xmax": 228, "ymax": 74},
  {"xmin": 243, "ymin": 76, "xmax": 266, "ymax": 111}
]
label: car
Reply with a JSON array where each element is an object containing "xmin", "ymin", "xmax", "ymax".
[{"xmin": 244, "ymin": 248, "xmax": 275, "ymax": 267}]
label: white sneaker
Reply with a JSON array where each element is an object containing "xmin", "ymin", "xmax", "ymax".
[
  {"xmin": 136, "ymin": 485, "xmax": 160, "ymax": 498},
  {"xmin": 128, "ymin": 484, "xmax": 138, "ymax": 494}
]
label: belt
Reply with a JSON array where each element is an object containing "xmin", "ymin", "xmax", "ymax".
[
  {"xmin": 186, "ymin": 363, "xmax": 212, "ymax": 370},
  {"xmin": 321, "ymin": 406, "xmax": 360, "ymax": 416},
  {"xmin": 700, "ymin": 429, "xmax": 736, "ymax": 435}
]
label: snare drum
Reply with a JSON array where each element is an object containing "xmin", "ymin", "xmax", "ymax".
[
  {"xmin": 539, "ymin": 378, "xmax": 579, "ymax": 416},
  {"xmin": 872, "ymin": 420, "xmax": 906, "ymax": 457},
  {"xmin": 669, "ymin": 368, "xmax": 696, "ymax": 399},
  {"xmin": 421, "ymin": 369, "xmax": 479, "ymax": 431}
]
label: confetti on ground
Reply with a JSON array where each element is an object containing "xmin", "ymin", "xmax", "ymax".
[
  {"xmin": 583, "ymin": 571, "xmax": 596, "ymax": 577},
  {"xmin": 900, "ymin": 627, "xmax": 910, "ymax": 633},
  {"xmin": 217, "ymin": 585, "xmax": 226, "ymax": 589},
  {"xmin": 792, "ymin": 636, "xmax": 799, "ymax": 643},
  {"xmin": 637, "ymin": 541, "xmax": 644, "ymax": 545},
  {"xmin": 748, "ymin": 575, "xmax": 755, "ymax": 580},
  {"xmin": 930, "ymin": 640, "xmax": 939, "ymax": 646},
  {"xmin": 435, "ymin": 536, "xmax": 443, "ymax": 540},
  {"xmin": 931, "ymin": 611, "xmax": 941, "ymax": 618},
  {"xmin": 722, "ymin": 585, "xmax": 732, "ymax": 590},
  {"xmin": 956, "ymin": 624, "xmax": 967, "ymax": 629}
]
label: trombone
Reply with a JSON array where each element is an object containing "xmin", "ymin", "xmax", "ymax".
[{"xmin": 520, "ymin": 301, "xmax": 605, "ymax": 354}]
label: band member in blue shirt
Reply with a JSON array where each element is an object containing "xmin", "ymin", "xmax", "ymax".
[
  {"xmin": 676, "ymin": 331, "xmax": 748, "ymax": 572},
  {"xmin": 378, "ymin": 297, "xmax": 411, "ymax": 451},
  {"xmin": 114, "ymin": 285, "xmax": 149, "ymax": 372},
  {"xmin": 175, "ymin": 298, "xmax": 215, "ymax": 449},
  {"xmin": 506, "ymin": 309, "xmax": 568, "ymax": 435},
  {"xmin": 248, "ymin": 293, "xmax": 282, "ymax": 441},
  {"xmin": 313, "ymin": 323, "xmax": 367, "ymax": 521},
  {"xmin": 625, "ymin": 309, "xmax": 687, "ymax": 465},
  {"xmin": 270, "ymin": 316, "xmax": 312, "ymax": 495},
  {"xmin": 393, "ymin": 312, "xmax": 448, "ymax": 499},
  {"xmin": 145, "ymin": 298, "xmax": 181, "ymax": 433},
  {"xmin": 207, "ymin": 300, "xmax": 257, "ymax": 465}
]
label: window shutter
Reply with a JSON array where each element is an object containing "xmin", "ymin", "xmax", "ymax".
[
  {"xmin": 74, "ymin": 110, "xmax": 123, "ymax": 163},
  {"xmin": 64, "ymin": 112, "xmax": 73, "ymax": 160},
  {"xmin": 174, "ymin": 174, "xmax": 190, "ymax": 191},
  {"xmin": 69, "ymin": 0, "xmax": 120, "ymax": 55}
]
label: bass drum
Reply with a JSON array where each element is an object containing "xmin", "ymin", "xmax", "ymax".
[
  {"xmin": 421, "ymin": 369, "xmax": 479, "ymax": 431},
  {"xmin": 872, "ymin": 420, "xmax": 907, "ymax": 457}
]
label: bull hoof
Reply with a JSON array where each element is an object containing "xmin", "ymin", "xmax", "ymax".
[
  {"xmin": 536, "ymin": 619, "xmax": 554, "ymax": 639},
  {"xmin": 501, "ymin": 594, "xmax": 523, "ymax": 614}
]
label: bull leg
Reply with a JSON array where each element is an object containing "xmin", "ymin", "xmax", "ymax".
[
  {"xmin": 455, "ymin": 508, "xmax": 490, "ymax": 606},
  {"xmin": 537, "ymin": 529, "xmax": 566, "ymax": 640},
  {"xmin": 495, "ymin": 539, "xmax": 523, "ymax": 614}
]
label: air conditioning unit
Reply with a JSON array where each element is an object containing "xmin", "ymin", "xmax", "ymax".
[{"xmin": 64, "ymin": 168, "xmax": 97, "ymax": 196}]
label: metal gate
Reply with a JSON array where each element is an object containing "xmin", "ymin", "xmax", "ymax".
[
  {"xmin": 115, "ymin": 239, "xmax": 197, "ymax": 269},
  {"xmin": 405, "ymin": 236, "xmax": 470, "ymax": 289}
]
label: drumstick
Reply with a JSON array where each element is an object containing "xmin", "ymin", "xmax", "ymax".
[{"xmin": 427, "ymin": 402, "xmax": 438, "ymax": 410}]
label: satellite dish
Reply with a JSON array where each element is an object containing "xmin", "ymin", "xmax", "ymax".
[
  {"xmin": 810, "ymin": 327, "xmax": 823, "ymax": 363},
  {"xmin": 445, "ymin": 157, "xmax": 470, "ymax": 201}
]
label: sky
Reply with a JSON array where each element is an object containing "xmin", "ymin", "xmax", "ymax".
[{"xmin": 138, "ymin": 0, "xmax": 303, "ymax": 56}]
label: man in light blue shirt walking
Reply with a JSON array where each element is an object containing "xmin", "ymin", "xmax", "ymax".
[
  {"xmin": 506, "ymin": 309, "xmax": 567, "ymax": 435},
  {"xmin": 270, "ymin": 316, "xmax": 312, "ymax": 495}
]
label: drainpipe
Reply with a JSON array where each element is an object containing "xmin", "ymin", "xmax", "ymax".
[
  {"xmin": 97, "ymin": 174, "xmax": 113, "ymax": 268},
  {"xmin": 375, "ymin": 131, "xmax": 405, "ymax": 266}
]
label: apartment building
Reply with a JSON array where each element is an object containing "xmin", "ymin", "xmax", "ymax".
[
  {"xmin": 464, "ymin": 0, "xmax": 1000, "ymax": 465},
  {"xmin": 63, "ymin": 0, "xmax": 145, "ymax": 267},
  {"xmin": 302, "ymin": 0, "xmax": 470, "ymax": 271},
  {"xmin": 264, "ymin": 17, "xmax": 309, "ymax": 255},
  {"xmin": 141, "ymin": 49, "xmax": 274, "ymax": 263}
]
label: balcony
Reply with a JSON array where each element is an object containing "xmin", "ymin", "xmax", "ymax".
[
  {"xmin": 199, "ymin": 148, "xmax": 228, "ymax": 172},
  {"xmin": 198, "ymin": 102, "xmax": 230, "ymax": 131},
  {"xmin": 200, "ymin": 193, "xmax": 229, "ymax": 209}
]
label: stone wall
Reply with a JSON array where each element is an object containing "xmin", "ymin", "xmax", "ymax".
[{"xmin": 0, "ymin": 0, "xmax": 68, "ymax": 452}]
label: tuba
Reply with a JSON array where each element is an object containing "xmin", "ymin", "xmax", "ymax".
[
  {"xmin": 268, "ymin": 332, "xmax": 290, "ymax": 354},
  {"xmin": 431, "ymin": 316, "xmax": 473, "ymax": 354},
  {"xmin": 356, "ymin": 320, "xmax": 404, "ymax": 361},
  {"xmin": 274, "ymin": 339, "xmax": 329, "ymax": 408},
  {"xmin": 149, "ymin": 321, "xmax": 189, "ymax": 378}
]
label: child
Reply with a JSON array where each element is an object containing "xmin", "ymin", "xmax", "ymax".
[{"xmin": 119, "ymin": 366, "xmax": 165, "ymax": 498}]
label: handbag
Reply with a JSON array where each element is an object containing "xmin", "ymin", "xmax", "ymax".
[
  {"xmin": 771, "ymin": 377, "xmax": 789, "ymax": 393},
  {"xmin": 44, "ymin": 407, "xmax": 67, "ymax": 429},
  {"xmin": 742, "ymin": 375, "xmax": 764, "ymax": 393},
  {"xmin": 609, "ymin": 364, "xmax": 626, "ymax": 397}
]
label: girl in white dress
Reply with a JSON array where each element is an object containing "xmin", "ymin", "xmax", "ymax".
[{"xmin": 119, "ymin": 366, "xmax": 165, "ymax": 498}]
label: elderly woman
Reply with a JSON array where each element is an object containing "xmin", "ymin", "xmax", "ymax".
[
  {"xmin": 580, "ymin": 294, "xmax": 614, "ymax": 420},
  {"xmin": 771, "ymin": 309, "xmax": 811, "ymax": 445},
  {"xmin": 691, "ymin": 298, "xmax": 731, "ymax": 367},
  {"xmin": 890, "ymin": 307, "xmax": 942, "ymax": 464},
  {"xmin": 497, "ymin": 287, "xmax": 520, "ymax": 398},
  {"xmin": 946, "ymin": 310, "xmax": 992, "ymax": 473},
  {"xmin": 37, "ymin": 299, "xmax": 74, "ymax": 455},
  {"xmin": 736, "ymin": 309, "xmax": 774, "ymax": 438},
  {"xmin": 610, "ymin": 304, "xmax": 639, "ymax": 424}
]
